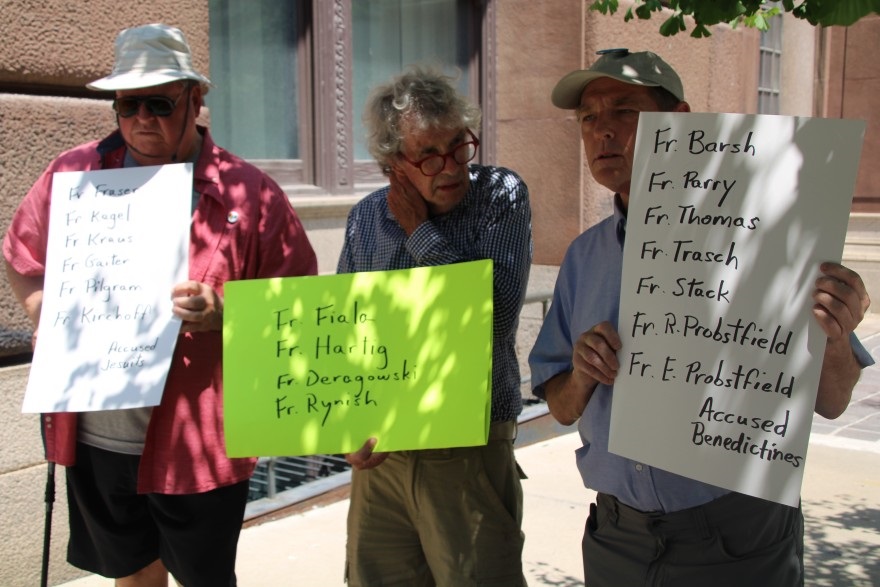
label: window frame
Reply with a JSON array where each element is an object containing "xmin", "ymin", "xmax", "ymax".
[
  {"xmin": 757, "ymin": 6, "xmax": 783, "ymax": 115},
  {"xmin": 237, "ymin": 0, "xmax": 494, "ymax": 197}
]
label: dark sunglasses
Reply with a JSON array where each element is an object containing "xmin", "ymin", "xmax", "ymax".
[{"xmin": 112, "ymin": 91, "xmax": 185, "ymax": 118}]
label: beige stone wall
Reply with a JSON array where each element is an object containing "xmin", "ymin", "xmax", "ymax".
[
  {"xmin": 0, "ymin": 365, "xmax": 76, "ymax": 586},
  {"xmin": 841, "ymin": 15, "xmax": 880, "ymax": 205},
  {"xmin": 0, "ymin": 1, "xmax": 209, "ymax": 89},
  {"xmin": 815, "ymin": 16, "xmax": 880, "ymax": 210},
  {"xmin": 496, "ymin": 0, "xmax": 587, "ymax": 265},
  {"xmin": 780, "ymin": 13, "xmax": 818, "ymax": 117}
]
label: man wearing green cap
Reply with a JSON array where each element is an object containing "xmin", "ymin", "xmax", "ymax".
[
  {"xmin": 4, "ymin": 23, "xmax": 317, "ymax": 586},
  {"xmin": 529, "ymin": 49, "xmax": 873, "ymax": 585}
]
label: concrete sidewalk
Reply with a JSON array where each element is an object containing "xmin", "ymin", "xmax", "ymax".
[{"xmin": 59, "ymin": 430, "xmax": 880, "ymax": 586}]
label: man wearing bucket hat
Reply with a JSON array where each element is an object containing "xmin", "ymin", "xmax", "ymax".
[
  {"xmin": 529, "ymin": 49, "xmax": 872, "ymax": 585},
  {"xmin": 4, "ymin": 23, "xmax": 317, "ymax": 586}
]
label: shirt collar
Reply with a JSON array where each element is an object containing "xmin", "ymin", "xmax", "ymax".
[{"xmin": 613, "ymin": 193, "xmax": 627, "ymax": 244}]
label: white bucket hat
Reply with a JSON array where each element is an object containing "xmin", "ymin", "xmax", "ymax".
[{"xmin": 87, "ymin": 23, "xmax": 212, "ymax": 92}]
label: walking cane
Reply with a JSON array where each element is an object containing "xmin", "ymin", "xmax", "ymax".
[
  {"xmin": 41, "ymin": 460, "xmax": 56, "ymax": 587},
  {"xmin": 39, "ymin": 402, "xmax": 55, "ymax": 587}
]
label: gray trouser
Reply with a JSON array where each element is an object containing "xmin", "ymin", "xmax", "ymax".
[{"xmin": 583, "ymin": 491, "xmax": 804, "ymax": 586}]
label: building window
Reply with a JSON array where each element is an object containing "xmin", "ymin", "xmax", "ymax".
[
  {"xmin": 352, "ymin": 0, "xmax": 474, "ymax": 160},
  {"xmin": 758, "ymin": 9, "xmax": 783, "ymax": 115},
  {"xmin": 206, "ymin": 0, "xmax": 489, "ymax": 196},
  {"xmin": 208, "ymin": 0, "xmax": 301, "ymax": 160}
]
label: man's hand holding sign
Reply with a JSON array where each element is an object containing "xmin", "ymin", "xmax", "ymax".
[{"xmin": 813, "ymin": 262, "xmax": 871, "ymax": 418}]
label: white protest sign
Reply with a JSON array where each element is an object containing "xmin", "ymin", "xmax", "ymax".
[
  {"xmin": 22, "ymin": 164, "xmax": 192, "ymax": 413},
  {"xmin": 610, "ymin": 112, "xmax": 865, "ymax": 507}
]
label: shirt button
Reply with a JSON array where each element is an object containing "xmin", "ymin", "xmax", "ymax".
[
  {"xmin": 227, "ymin": 211, "xmax": 240, "ymax": 224},
  {"xmin": 635, "ymin": 463, "xmax": 644, "ymax": 472}
]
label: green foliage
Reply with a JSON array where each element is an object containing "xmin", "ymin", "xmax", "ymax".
[{"xmin": 589, "ymin": 0, "xmax": 880, "ymax": 38}]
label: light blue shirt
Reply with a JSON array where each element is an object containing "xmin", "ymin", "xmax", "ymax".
[{"xmin": 528, "ymin": 195, "xmax": 873, "ymax": 513}]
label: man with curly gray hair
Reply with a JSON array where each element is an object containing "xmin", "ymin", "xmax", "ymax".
[{"xmin": 338, "ymin": 65, "xmax": 532, "ymax": 586}]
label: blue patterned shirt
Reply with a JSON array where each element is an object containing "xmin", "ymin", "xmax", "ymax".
[{"xmin": 338, "ymin": 164, "xmax": 533, "ymax": 422}]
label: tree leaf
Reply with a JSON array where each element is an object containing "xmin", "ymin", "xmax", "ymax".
[{"xmin": 590, "ymin": 0, "xmax": 878, "ymax": 38}]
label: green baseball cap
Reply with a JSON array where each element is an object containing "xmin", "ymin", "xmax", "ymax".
[{"xmin": 551, "ymin": 48, "xmax": 684, "ymax": 109}]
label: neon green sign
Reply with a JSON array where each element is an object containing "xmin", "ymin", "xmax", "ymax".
[{"xmin": 223, "ymin": 260, "xmax": 493, "ymax": 457}]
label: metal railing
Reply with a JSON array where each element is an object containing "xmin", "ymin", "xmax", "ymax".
[{"xmin": 244, "ymin": 288, "xmax": 553, "ymax": 519}]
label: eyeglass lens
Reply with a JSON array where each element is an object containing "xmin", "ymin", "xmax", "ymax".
[
  {"xmin": 113, "ymin": 96, "xmax": 178, "ymax": 118},
  {"xmin": 420, "ymin": 142, "xmax": 477, "ymax": 176}
]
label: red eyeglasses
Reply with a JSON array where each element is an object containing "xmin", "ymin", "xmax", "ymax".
[{"xmin": 399, "ymin": 130, "xmax": 480, "ymax": 177}]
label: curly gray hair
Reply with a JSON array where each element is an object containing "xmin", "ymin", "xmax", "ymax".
[{"xmin": 363, "ymin": 65, "xmax": 482, "ymax": 168}]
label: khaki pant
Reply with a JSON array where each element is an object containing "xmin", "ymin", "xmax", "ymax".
[{"xmin": 346, "ymin": 421, "xmax": 527, "ymax": 587}]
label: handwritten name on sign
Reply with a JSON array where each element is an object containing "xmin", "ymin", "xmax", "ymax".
[
  {"xmin": 22, "ymin": 164, "xmax": 192, "ymax": 413},
  {"xmin": 610, "ymin": 112, "xmax": 865, "ymax": 506},
  {"xmin": 222, "ymin": 260, "xmax": 493, "ymax": 458}
]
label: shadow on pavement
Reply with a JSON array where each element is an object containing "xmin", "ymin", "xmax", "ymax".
[
  {"xmin": 526, "ymin": 561, "xmax": 584, "ymax": 587},
  {"xmin": 805, "ymin": 495, "xmax": 880, "ymax": 586}
]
